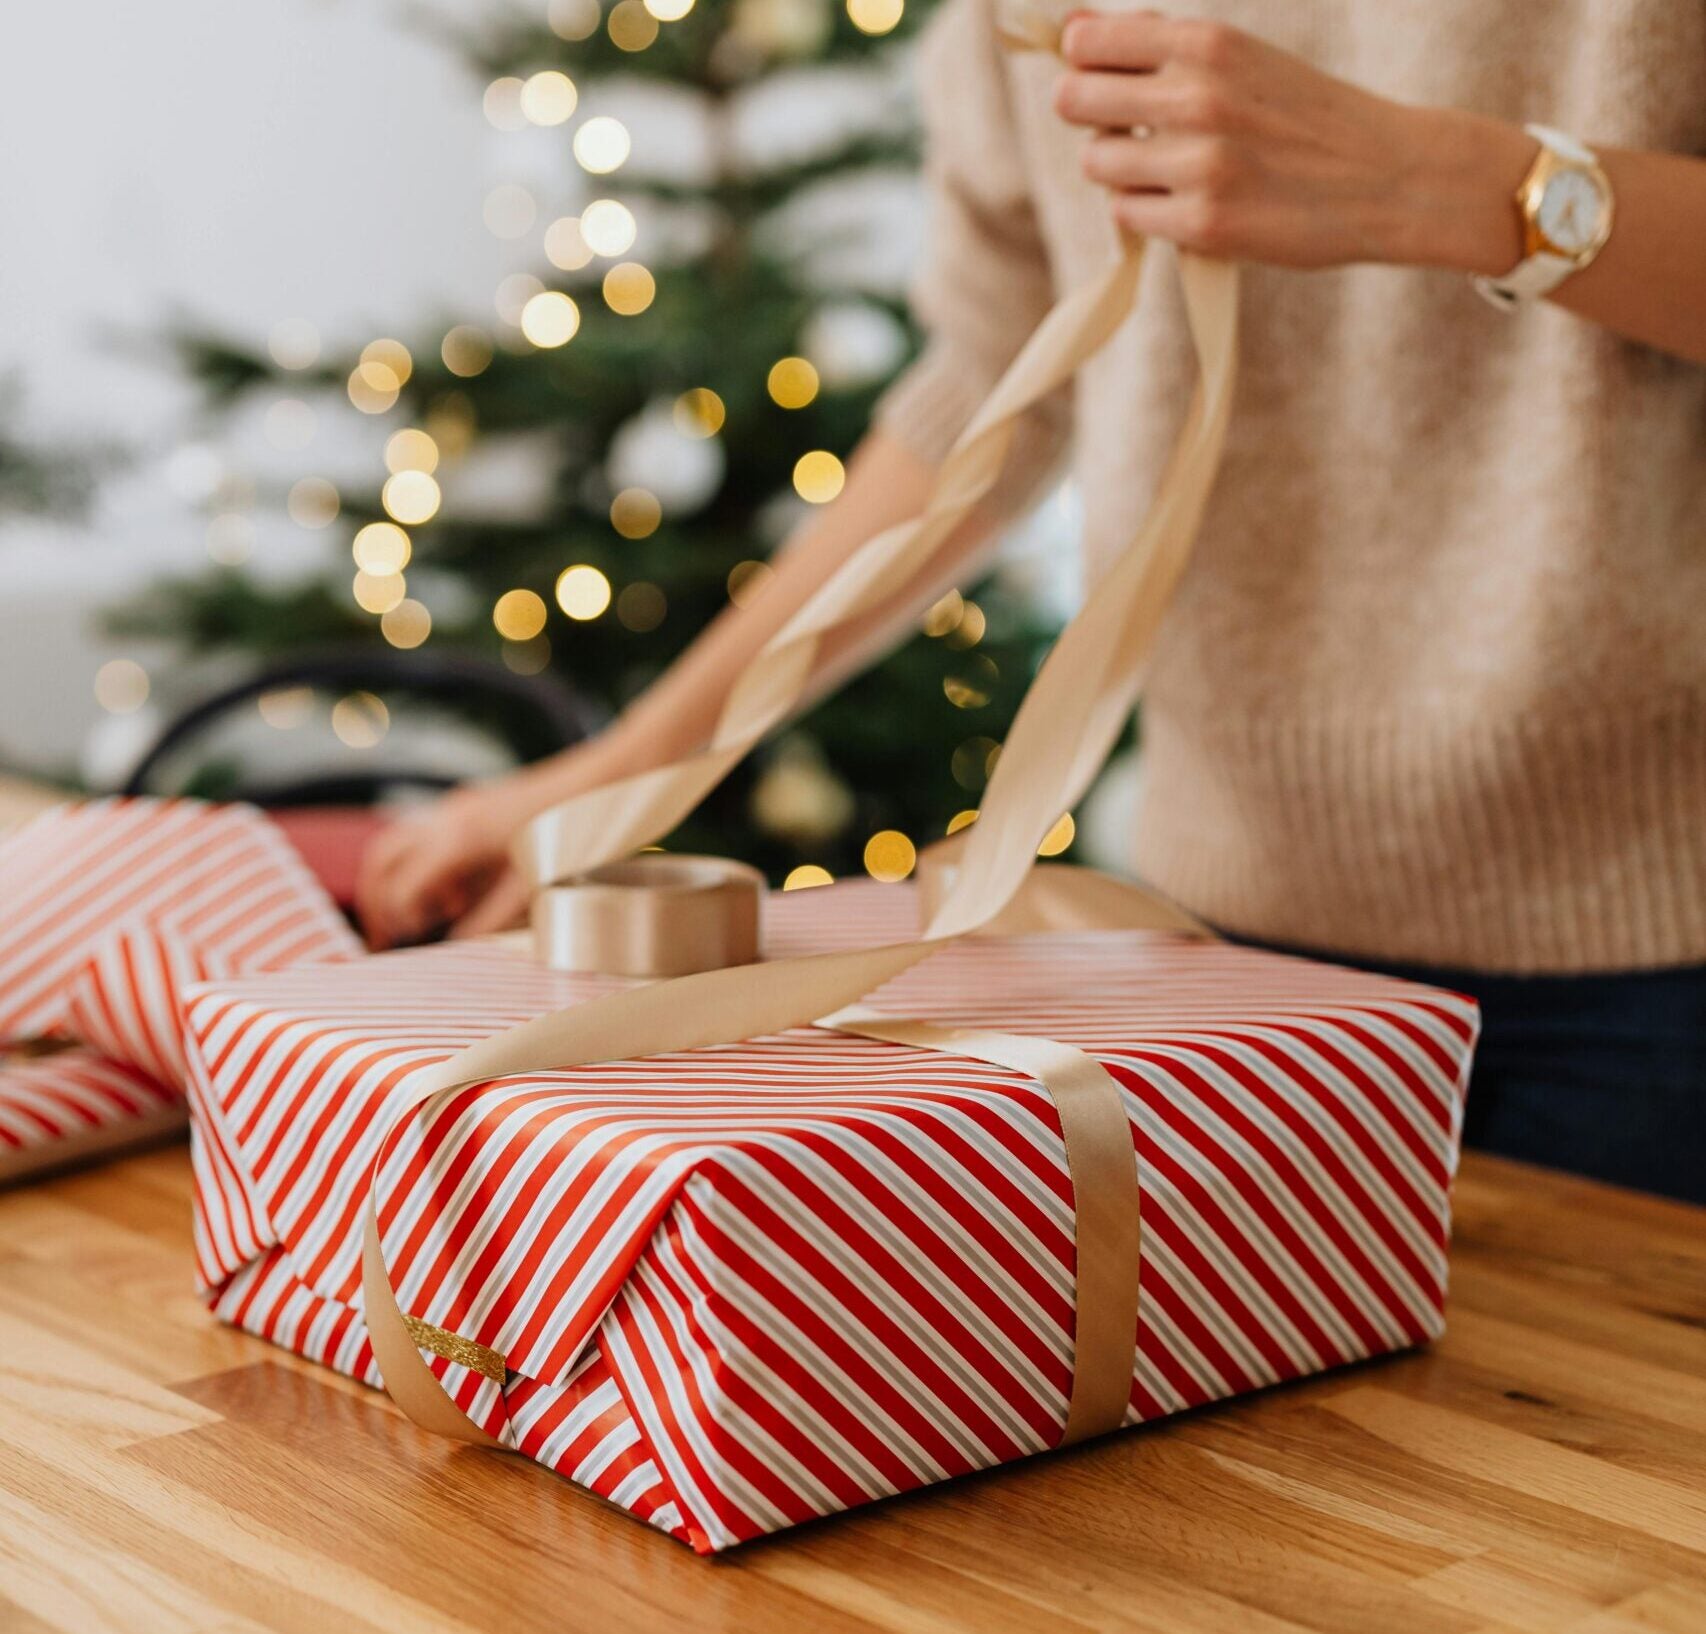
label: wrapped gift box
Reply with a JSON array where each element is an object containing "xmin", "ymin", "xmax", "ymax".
[
  {"xmin": 0, "ymin": 798, "xmax": 358, "ymax": 1180},
  {"xmin": 0, "ymin": 1046, "xmax": 186, "ymax": 1183},
  {"xmin": 184, "ymin": 881, "xmax": 1477, "ymax": 1554}
]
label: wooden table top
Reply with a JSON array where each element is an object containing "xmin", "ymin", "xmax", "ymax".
[{"xmin": 2, "ymin": 1147, "xmax": 1702, "ymax": 1634}]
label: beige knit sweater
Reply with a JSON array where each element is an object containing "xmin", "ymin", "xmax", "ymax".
[{"xmin": 876, "ymin": 0, "xmax": 1706, "ymax": 974}]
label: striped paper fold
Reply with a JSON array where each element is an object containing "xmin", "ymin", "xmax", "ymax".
[
  {"xmin": 0, "ymin": 798, "xmax": 360, "ymax": 1180},
  {"xmin": 184, "ymin": 880, "xmax": 1477, "ymax": 1553}
]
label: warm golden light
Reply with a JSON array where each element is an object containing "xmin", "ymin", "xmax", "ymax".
[
  {"xmin": 548, "ymin": 0, "xmax": 601, "ymax": 40},
  {"xmin": 727, "ymin": 559, "xmax": 774, "ymax": 608},
  {"xmin": 922, "ymin": 588, "xmax": 963, "ymax": 637},
  {"xmin": 484, "ymin": 183, "xmax": 537, "ymax": 239},
  {"xmin": 425, "ymin": 394, "xmax": 476, "ymax": 459},
  {"xmin": 783, "ymin": 864, "xmax": 833, "ymax": 891},
  {"xmin": 381, "ymin": 599, "xmax": 432, "ymax": 648},
  {"xmin": 602, "ymin": 261, "xmax": 655, "ymax": 315},
  {"xmin": 520, "ymin": 69, "xmax": 578, "ymax": 126},
  {"xmin": 579, "ymin": 198, "xmax": 637, "ymax": 256},
  {"xmin": 944, "ymin": 652, "xmax": 999, "ymax": 708},
  {"xmin": 385, "ymin": 428, "xmax": 439, "ymax": 475},
  {"xmin": 944, "ymin": 599, "xmax": 985, "ymax": 648},
  {"xmin": 608, "ymin": 0, "xmax": 659, "ymax": 49},
  {"xmin": 863, "ymin": 829, "xmax": 917, "ymax": 883},
  {"xmin": 673, "ymin": 388, "xmax": 725, "ymax": 438},
  {"xmin": 483, "ymin": 77, "xmax": 526, "ymax": 130},
  {"xmin": 793, "ymin": 449, "xmax": 845, "ymax": 504},
  {"xmin": 496, "ymin": 273, "xmax": 545, "ymax": 326},
  {"xmin": 610, "ymin": 487, "xmax": 662, "ymax": 539},
  {"xmin": 574, "ymin": 116, "xmax": 631, "ymax": 174},
  {"xmin": 767, "ymin": 356, "xmax": 819, "ymax": 409},
  {"xmin": 94, "ymin": 659, "xmax": 149, "ymax": 715},
  {"xmin": 556, "ymin": 563, "xmax": 612, "ymax": 620},
  {"xmin": 287, "ymin": 477, "xmax": 340, "ymax": 529},
  {"xmin": 645, "ymin": 0, "xmax": 694, "ymax": 17},
  {"xmin": 440, "ymin": 326, "xmax": 493, "ymax": 379},
  {"xmin": 615, "ymin": 580, "xmax": 666, "ymax": 630},
  {"xmin": 264, "ymin": 398, "xmax": 316, "ymax": 451},
  {"xmin": 951, "ymin": 734, "xmax": 999, "ymax": 790},
  {"xmin": 1038, "ymin": 813, "xmax": 1076, "ymax": 857},
  {"xmin": 381, "ymin": 470, "xmax": 441, "ymax": 525},
  {"xmin": 946, "ymin": 809, "xmax": 979, "ymax": 835},
  {"xmin": 362, "ymin": 338, "xmax": 412, "ymax": 386},
  {"xmin": 544, "ymin": 216, "xmax": 594, "ymax": 271},
  {"xmin": 268, "ymin": 320, "xmax": 320, "ymax": 371},
  {"xmin": 502, "ymin": 636, "xmax": 552, "ymax": 675},
  {"xmin": 353, "ymin": 570, "xmax": 407, "ymax": 614},
  {"xmin": 348, "ymin": 362, "xmax": 399, "ymax": 414},
  {"xmin": 332, "ymin": 692, "xmax": 389, "ymax": 749},
  {"xmin": 493, "ymin": 588, "xmax": 549, "ymax": 640},
  {"xmin": 847, "ymin": 0, "xmax": 904, "ymax": 33},
  {"xmin": 520, "ymin": 291, "xmax": 582, "ymax": 348},
  {"xmin": 352, "ymin": 521, "xmax": 411, "ymax": 575},
  {"xmin": 257, "ymin": 687, "xmax": 312, "ymax": 730}
]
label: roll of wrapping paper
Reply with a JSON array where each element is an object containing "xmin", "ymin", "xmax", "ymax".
[{"xmin": 362, "ymin": 9, "xmax": 1239, "ymax": 1459}]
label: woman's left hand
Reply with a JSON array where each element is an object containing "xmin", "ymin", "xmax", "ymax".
[{"xmin": 1055, "ymin": 10, "xmax": 1532, "ymax": 274}]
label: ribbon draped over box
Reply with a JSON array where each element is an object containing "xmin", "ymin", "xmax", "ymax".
[{"xmin": 362, "ymin": 9, "xmax": 1244, "ymax": 1458}]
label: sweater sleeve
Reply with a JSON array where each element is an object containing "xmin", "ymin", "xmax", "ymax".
[{"xmin": 873, "ymin": 0, "xmax": 1071, "ymax": 493}]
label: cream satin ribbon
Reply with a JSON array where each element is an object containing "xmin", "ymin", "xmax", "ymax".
[
  {"xmin": 531, "ymin": 855, "xmax": 763, "ymax": 977},
  {"xmin": 361, "ymin": 12, "xmax": 1240, "ymax": 1460}
]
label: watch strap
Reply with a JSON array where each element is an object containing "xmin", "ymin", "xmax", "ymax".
[
  {"xmin": 1525, "ymin": 123, "xmax": 1595, "ymax": 166},
  {"xmin": 1472, "ymin": 251, "xmax": 1578, "ymax": 311},
  {"xmin": 1472, "ymin": 124, "xmax": 1601, "ymax": 312}
]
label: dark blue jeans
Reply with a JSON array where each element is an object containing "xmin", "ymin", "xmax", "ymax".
[{"xmin": 1248, "ymin": 942, "xmax": 1706, "ymax": 1204}]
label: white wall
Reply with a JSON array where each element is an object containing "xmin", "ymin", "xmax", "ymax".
[{"xmin": 0, "ymin": 0, "xmax": 520, "ymax": 772}]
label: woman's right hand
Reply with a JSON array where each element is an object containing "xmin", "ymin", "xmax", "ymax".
[{"xmin": 355, "ymin": 781, "xmax": 531, "ymax": 950}]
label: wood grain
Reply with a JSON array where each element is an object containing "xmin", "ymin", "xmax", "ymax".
[{"xmin": 1, "ymin": 1150, "xmax": 1702, "ymax": 1633}]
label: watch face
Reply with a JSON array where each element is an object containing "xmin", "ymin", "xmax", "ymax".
[{"xmin": 1537, "ymin": 168, "xmax": 1606, "ymax": 255}]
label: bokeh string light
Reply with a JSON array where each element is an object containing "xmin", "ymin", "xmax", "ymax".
[
  {"xmin": 672, "ymin": 388, "xmax": 725, "ymax": 438},
  {"xmin": 863, "ymin": 829, "xmax": 917, "ymax": 882},
  {"xmin": 352, "ymin": 522, "xmax": 411, "ymax": 575},
  {"xmin": 580, "ymin": 198, "xmax": 638, "ymax": 256},
  {"xmin": 783, "ymin": 865, "xmax": 833, "ymax": 891},
  {"xmin": 353, "ymin": 571, "xmax": 407, "ymax": 615},
  {"xmin": 615, "ymin": 580, "xmax": 667, "ymax": 630},
  {"xmin": 847, "ymin": 0, "xmax": 905, "ymax": 35},
  {"xmin": 574, "ymin": 116, "xmax": 631, "ymax": 174},
  {"xmin": 548, "ymin": 0, "xmax": 601, "ymax": 40},
  {"xmin": 493, "ymin": 589, "xmax": 549, "ymax": 641},
  {"xmin": 520, "ymin": 291, "xmax": 582, "ymax": 348},
  {"xmin": 556, "ymin": 564, "xmax": 612, "ymax": 620},
  {"xmin": 381, "ymin": 599, "xmax": 432, "ymax": 649},
  {"xmin": 608, "ymin": 0, "xmax": 659, "ymax": 49},
  {"xmin": 603, "ymin": 262, "xmax": 656, "ymax": 315},
  {"xmin": 767, "ymin": 356, "xmax": 819, "ymax": 409},
  {"xmin": 93, "ymin": 659, "xmax": 149, "ymax": 715},
  {"xmin": 381, "ymin": 470, "xmax": 441, "ymax": 525},
  {"xmin": 520, "ymin": 69, "xmax": 578, "ymax": 126},
  {"xmin": 610, "ymin": 487, "xmax": 663, "ymax": 538},
  {"xmin": 441, "ymin": 325, "xmax": 494, "ymax": 377},
  {"xmin": 792, "ymin": 450, "xmax": 845, "ymax": 504}
]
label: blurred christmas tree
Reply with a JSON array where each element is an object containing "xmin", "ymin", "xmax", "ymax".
[{"xmin": 119, "ymin": 0, "xmax": 1069, "ymax": 883}]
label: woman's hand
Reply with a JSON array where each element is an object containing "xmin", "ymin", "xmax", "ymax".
[
  {"xmin": 1055, "ymin": 11, "xmax": 1532, "ymax": 274},
  {"xmin": 355, "ymin": 783, "xmax": 530, "ymax": 950}
]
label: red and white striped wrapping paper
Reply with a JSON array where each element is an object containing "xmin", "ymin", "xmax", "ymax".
[
  {"xmin": 0, "ymin": 798, "xmax": 359, "ymax": 1181},
  {"xmin": 0, "ymin": 1047, "xmax": 186, "ymax": 1181},
  {"xmin": 183, "ymin": 881, "xmax": 1478, "ymax": 1554}
]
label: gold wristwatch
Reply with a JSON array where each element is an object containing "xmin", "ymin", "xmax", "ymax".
[{"xmin": 1473, "ymin": 125, "xmax": 1615, "ymax": 311}]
